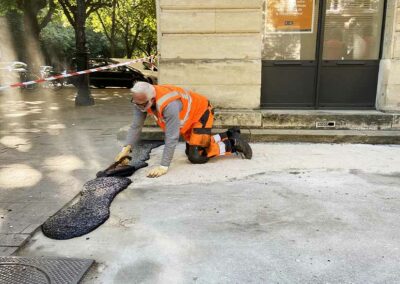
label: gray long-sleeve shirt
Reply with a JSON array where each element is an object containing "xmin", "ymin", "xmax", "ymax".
[{"xmin": 126, "ymin": 100, "xmax": 182, "ymax": 167}]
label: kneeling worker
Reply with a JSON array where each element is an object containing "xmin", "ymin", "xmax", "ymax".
[{"xmin": 115, "ymin": 82, "xmax": 252, "ymax": 178}]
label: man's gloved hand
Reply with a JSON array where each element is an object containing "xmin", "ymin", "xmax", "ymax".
[
  {"xmin": 147, "ymin": 165, "xmax": 168, "ymax": 178},
  {"xmin": 115, "ymin": 145, "xmax": 132, "ymax": 166}
]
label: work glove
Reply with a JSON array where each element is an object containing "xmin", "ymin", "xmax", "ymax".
[
  {"xmin": 147, "ymin": 165, "xmax": 168, "ymax": 178},
  {"xmin": 115, "ymin": 145, "xmax": 132, "ymax": 166}
]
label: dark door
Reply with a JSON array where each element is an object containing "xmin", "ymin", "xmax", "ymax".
[
  {"xmin": 317, "ymin": 0, "xmax": 385, "ymax": 108},
  {"xmin": 261, "ymin": 0, "xmax": 320, "ymax": 108},
  {"xmin": 261, "ymin": 0, "xmax": 386, "ymax": 109}
]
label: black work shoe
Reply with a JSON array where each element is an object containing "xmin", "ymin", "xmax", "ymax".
[
  {"xmin": 227, "ymin": 127, "xmax": 241, "ymax": 138},
  {"xmin": 232, "ymin": 137, "xmax": 253, "ymax": 159}
]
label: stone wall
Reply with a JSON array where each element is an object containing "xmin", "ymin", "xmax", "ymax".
[
  {"xmin": 377, "ymin": 0, "xmax": 400, "ymax": 112},
  {"xmin": 157, "ymin": 0, "xmax": 263, "ymax": 109}
]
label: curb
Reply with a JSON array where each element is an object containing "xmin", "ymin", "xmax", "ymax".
[{"xmin": 117, "ymin": 127, "xmax": 400, "ymax": 145}]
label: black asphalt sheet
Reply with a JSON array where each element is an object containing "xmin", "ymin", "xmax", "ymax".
[{"xmin": 42, "ymin": 141, "xmax": 163, "ymax": 240}]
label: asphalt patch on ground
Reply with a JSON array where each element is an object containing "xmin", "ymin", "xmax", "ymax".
[
  {"xmin": 42, "ymin": 141, "xmax": 163, "ymax": 240},
  {"xmin": 131, "ymin": 141, "xmax": 164, "ymax": 169}
]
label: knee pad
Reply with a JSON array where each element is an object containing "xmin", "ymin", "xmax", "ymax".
[{"xmin": 187, "ymin": 145, "xmax": 209, "ymax": 164}]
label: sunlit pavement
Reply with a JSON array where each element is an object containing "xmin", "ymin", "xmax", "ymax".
[
  {"xmin": 17, "ymin": 142, "xmax": 400, "ymax": 284},
  {"xmin": 0, "ymin": 86, "xmax": 134, "ymax": 254},
  {"xmin": 2, "ymin": 86, "xmax": 400, "ymax": 283}
]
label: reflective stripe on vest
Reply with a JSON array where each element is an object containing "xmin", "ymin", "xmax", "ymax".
[
  {"xmin": 181, "ymin": 89, "xmax": 192, "ymax": 127},
  {"xmin": 156, "ymin": 91, "xmax": 179, "ymax": 110},
  {"xmin": 156, "ymin": 89, "xmax": 192, "ymax": 128}
]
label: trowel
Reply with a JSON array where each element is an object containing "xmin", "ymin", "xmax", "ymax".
[{"xmin": 96, "ymin": 156, "xmax": 137, "ymax": 178}]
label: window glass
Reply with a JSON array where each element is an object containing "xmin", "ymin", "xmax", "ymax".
[
  {"xmin": 323, "ymin": 0, "xmax": 384, "ymax": 60},
  {"xmin": 263, "ymin": 0, "xmax": 320, "ymax": 60}
]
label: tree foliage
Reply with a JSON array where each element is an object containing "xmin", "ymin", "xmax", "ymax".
[
  {"xmin": 57, "ymin": 0, "xmax": 110, "ymax": 28},
  {"xmin": 40, "ymin": 21, "xmax": 108, "ymax": 68},
  {"xmin": 0, "ymin": 0, "xmax": 58, "ymax": 66},
  {"xmin": 0, "ymin": 0, "xmax": 157, "ymax": 66},
  {"xmin": 0, "ymin": 0, "xmax": 57, "ymax": 35},
  {"xmin": 91, "ymin": 0, "xmax": 156, "ymax": 58}
]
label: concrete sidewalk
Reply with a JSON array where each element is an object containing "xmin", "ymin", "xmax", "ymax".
[
  {"xmin": 17, "ymin": 142, "xmax": 400, "ymax": 283},
  {"xmin": 2, "ymin": 87, "xmax": 400, "ymax": 283}
]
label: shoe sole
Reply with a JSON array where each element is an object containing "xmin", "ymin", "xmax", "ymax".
[{"xmin": 234, "ymin": 138, "xmax": 252, "ymax": 159}]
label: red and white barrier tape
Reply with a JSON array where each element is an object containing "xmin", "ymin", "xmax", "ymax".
[{"xmin": 0, "ymin": 55, "xmax": 156, "ymax": 91}]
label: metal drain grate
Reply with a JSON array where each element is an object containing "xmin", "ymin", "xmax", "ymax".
[
  {"xmin": 0, "ymin": 256, "xmax": 93, "ymax": 284},
  {"xmin": 316, "ymin": 121, "xmax": 336, "ymax": 128}
]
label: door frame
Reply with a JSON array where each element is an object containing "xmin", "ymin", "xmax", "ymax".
[{"xmin": 261, "ymin": 0, "xmax": 388, "ymax": 110}]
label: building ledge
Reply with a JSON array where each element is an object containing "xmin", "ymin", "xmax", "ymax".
[
  {"xmin": 141, "ymin": 109, "xmax": 400, "ymax": 130},
  {"xmin": 117, "ymin": 127, "xmax": 400, "ymax": 145}
]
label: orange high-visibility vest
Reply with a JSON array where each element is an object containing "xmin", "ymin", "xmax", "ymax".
[{"xmin": 147, "ymin": 85, "xmax": 209, "ymax": 134}]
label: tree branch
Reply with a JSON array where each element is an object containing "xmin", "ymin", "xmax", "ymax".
[
  {"xmin": 39, "ymin": 0, "xmax": 56, "ymax": 30},
  {"xmin": 95, "ymin": 10, "xmax": 111, "ymax": 41},
  {"xmin": 86, "ymin": 0, "xmax": 111, "ymax": 17},
  {"xmin": 58, "ymin": 0, "xmax": 75, "ymax": 26},
  {"xmin": 130, "ymin": 27, "xmax": 142, "ymax": 50},
  {"xmin": 61, "ymin": 0, "xmax": 75, "ymax": 13},
  {"xmin": 115, "ymin": 16, "xmax": 124, "ymax": 29},
  {"xmin": 16, "ymin": 0, "xmax": 24, "ymax": 10}
]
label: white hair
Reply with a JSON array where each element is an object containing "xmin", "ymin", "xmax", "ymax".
[{"xmin": 130, "ymin": 81, "xmax": 155, "ymax": 100}]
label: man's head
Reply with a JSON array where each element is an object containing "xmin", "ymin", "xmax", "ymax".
[{"xmin": 130, "ymin": 81, "xmax": 155, "ymax": 112}]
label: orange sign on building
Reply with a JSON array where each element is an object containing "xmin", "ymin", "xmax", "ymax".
[{"xmin": 267, "ymin": 0, "xmax": 315, "ymax": 33}]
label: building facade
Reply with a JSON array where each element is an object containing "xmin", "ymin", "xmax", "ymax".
[{"xmin": 157, "ymin": 0, "xmax": 400, "ymax": 112}]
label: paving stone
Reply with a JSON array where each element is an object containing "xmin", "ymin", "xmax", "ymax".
[
  {"xmin": 0, "ymin": 247, "xmax": 18, "ymax": 256},
  {"xmin": 0, "ymin": 221, "xmax": 30, "ymax": 234},
  {"xmin": 0, "ymin": 203, "xmax": 27, "ymax": 213},
  {"xmin": 20, "ymin": 224, "xmax": 41, "ymax": 235},
  {"xmin": 0, "ymin": 234, "xmax": 29, "ymax": 247},
  {"xmin": 6, "ymin": 203, "xmax": 51, "ymax": 220}
]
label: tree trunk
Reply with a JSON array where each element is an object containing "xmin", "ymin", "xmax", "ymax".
[
  {"xmin": 125, "ymin": 28, "xmax": 141, "ymax": 59},
  {"xmin": 23, "ymin": 9, "xmax": 40, "ymax": 39},
  {"xmin": 126, "ymin": 46, "xmax": 133, "ymax": 59},
  {"xmin": 21, "ymin": 1, "xmax": 43, "ymax": 71},
  {"xmin": 124, "ymin": 24, "xmax": 132, "ymax": 58},
  {"xmin": 110, "ymin": 0, "xmax": 117, "ymax": 57},
  {"xmin": 74, "ymin": 0, "xmax": 94, "ymax": 106}
]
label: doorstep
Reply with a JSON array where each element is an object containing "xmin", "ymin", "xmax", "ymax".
[
  {"xmin": 117, "ymin": 109, "xmax": 400, "ymax": 144},
  {"xmin": 117, "ymin": 127, "xmax": 400, "ymax": 145},
  {"xmin": 140, "ymin": 109, "xmax": 400, "ymax": 131},
  {"xmin": 259, "ymin": 109, "xmax": 400, "ymax": 130}
]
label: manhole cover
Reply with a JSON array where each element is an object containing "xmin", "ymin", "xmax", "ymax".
[
  {"xmin": 0, "ymin": 264, "xmax": 50, "ymax": 284},
  {"xmin": 0, "ymin": 256, "xmax": 93, "ymax": 284}
]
